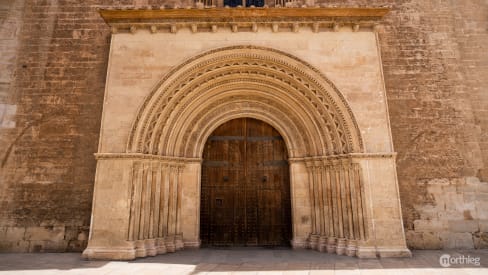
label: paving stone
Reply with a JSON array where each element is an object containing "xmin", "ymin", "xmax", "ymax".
[{"xmin": 0, "ymin": 248, "xmax": 485, "ymax": 274}]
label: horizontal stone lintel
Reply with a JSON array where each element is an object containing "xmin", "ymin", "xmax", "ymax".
[
  {"xmin": 100, "ymin": 8, "xmax": 388, "ymax": 33},
  {"xmin": 100, "ymin": 7, "xmax": 389, "ymax": 23}
]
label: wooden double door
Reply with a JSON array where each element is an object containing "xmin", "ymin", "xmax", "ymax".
[{"xmin": 200, "ymin": 118, "xmax": 292, "ymax": 247}]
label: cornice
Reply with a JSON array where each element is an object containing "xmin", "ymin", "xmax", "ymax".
[
  {"xmin": 100, "ymin": 7, "xmax": 389, "ymax": 22},
  {"xmin": 99, "ymin": 7, "xmax": 389, "ymax": 33}
]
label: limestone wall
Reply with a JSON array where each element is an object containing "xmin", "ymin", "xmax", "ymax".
[
  {"xmin": 407, "ymin": 177, "xmax": 488, "ymax": 249},
  {"xmin": 0, "ymin": 0, "xmax": 487, "ymax": 252}
]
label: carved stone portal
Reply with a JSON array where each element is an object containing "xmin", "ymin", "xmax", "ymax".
[{"xmin": 83, "ymin": 9, "xmax": 411, "ymax": 260}]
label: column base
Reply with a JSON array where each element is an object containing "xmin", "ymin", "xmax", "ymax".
[
  {"xmin": 145, "ymin": 239, "xmax": 157, "ymax": 256},
  {"xmin": 356, "ymin": 246, "xmax": 377, "ymax": 258},
  {"xmin": 346, "ymin": 240, "xmax": 357, "ymax": 257},
  {"xmin": 82, "ymin": 246, "xmax": 136, "ymax": 260},
  {"xmin": 175, "ymin": 234, "xmax": 184, "ymax": 250},
  {"xmin": 156, "ymin": 238, "xmax": 167, "ymax": 254},
  {"xmin": 291, "ymin": 238, "xmax": 309, "ymax": 249},
  {"xmin": 377, "ymin": 247, "xmax": 412, "ymax": 258},
  {"xmin": 318, "ymin": 236, "xmax": 328, "ymax": 252},
  {"xmin": 309, "ymin": 234, "xmax": 320, "ymax": 250},
  {"xmin": 326, "ymin": 237, "xmax": 336, "ymax": 254},
  {"xmin": 336, "ymin": 238, "xmax": 347, "ymax": 255},
  {"xmin": 165, "ymin": 236, "xmax": 176, "ymax": 252}
]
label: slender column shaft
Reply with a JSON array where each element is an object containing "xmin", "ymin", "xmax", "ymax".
[
  {"xmin": 161, "ymin": 165, "xmax": 170, "ymax": 237},
  {"xmin": 307, "ymin": 163, "xmax": 317, "ymax": 235},
  {"xmin": 152, "ymin": 163, "xmax": 162, "ymax": 239},
  {"xmin": 325, "ymin": 165, "xmax": 334, "ymax": 237},
  {"xmin": 348, "ymin": 163, "xmax": 359, "ymax": 240},
  {"xmin": 344, "ymin": 163, "xmax": 354, "ymax": 240},
  {"xmin": 313, "ymin": 165, "xmax": 322, "ymax": 235},
  {"xmin": 335, "ymin": 163, "xmax": 344, "ymax": 238},
  {"xmin": 354, "ymin": 164, "xmax": 366, "ymax": 240}
]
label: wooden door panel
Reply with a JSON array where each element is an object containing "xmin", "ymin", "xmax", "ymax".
[
  {"xmin": 201, "ymin": 118, "xmax": 291, "ymax": 247},
  {"xmin": 209, "ymin": 188, "xmax": 234, "ymax": 245}
]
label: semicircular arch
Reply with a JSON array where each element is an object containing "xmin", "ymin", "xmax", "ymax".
[{"xmin": 128, "ymin": 45, "xmax": 363, "ymax": 158}]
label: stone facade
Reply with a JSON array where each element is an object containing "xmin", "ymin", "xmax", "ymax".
[
  {"xmin": 0, "ymin": 0, "xmax": 487, "ymax": 254},
  {"xmin": 81, "ymin": 26, "xmax": 410, "ymax": 257}
]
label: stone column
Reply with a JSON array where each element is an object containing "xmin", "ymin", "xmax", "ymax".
[
  {"xmin": 306, "ymin": 160, "xmax": 320, "ymax": 250},
  {"xmin": 289, "ymin": 160, "xmax": 312, "ymax": 248},
  {"xmin": 179, "ymin": 161, "xmax": 202, "ymax": 248},
  {"xmin": 83, "ymin": 154, "xmax": 193, "ymax": 260}
]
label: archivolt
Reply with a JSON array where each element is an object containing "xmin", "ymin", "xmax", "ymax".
[{"xmin": 128, "ymin": 45, "xmax": 363, "ymax": 158}]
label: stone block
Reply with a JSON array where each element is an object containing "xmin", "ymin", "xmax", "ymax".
[
  {"xmin": 1, "ymin": 227, "xmax": 25, "ymax": 241},
  {"xmin": 422, "ymin": 232, "xmax": 442, "ymax": 249},
  {"xmin": 475, "ymin": 200, "xmax": 488, "ymax": 219},
  {"xmin": 466, "ymin": 176, "xmax": 481, "ymax": 185},
  {"xmin": 475, "ymin": 183, "xmax": 488, "ymax": 193},
  {"xmin": 0, "ymin": 103, "xmax": 16, "ymax": 128},
  {"xmin": 479, "ymin": 220, "xmax": 488, "ymax": 232},
  {"xmin": 448, "ymin": 220, "xmax": 479, "ymax": 233},
  {"xmin": 28, "ymin": 240, "xmax": 68, "ymax": 252},
  {"xmin": 67, "ymin": 239, "xmax": 88, "ymax": 252},
  {"xmin": 413, "ymin": 220, "xmax": 447, "ymax": 232},
  {"xmin": 25, "ymin": 226, "xmax": 65, "ymax": 241},
  {"xmin": 444, "ymin": 192, "xmax": 465, "ymax": 212},
  {"xmin": 456, "ymin": 184, "xmax": 477, "ymax": 193},
  {"xmin": 441, "ymin": 232, "xmax": 474, "ymax": 249},
  {"xmin": 437, "ymin": 210, "xmax": 464, "ymax": 220},
  {"xmin": 473, "ymin": 232, "xmax": 488, "ymax": 249},
  {"xmin": 63, "ymin": 227, "xmax": 79, "ymax": 241},
  {"xmin": 475, "ymin": 193, "xmax": 488, "ymax": 201},
  {"xmin": 405, "ymin": 230, "xmax": 423, "ymax": 249},
  {"xmin": 454, "ymin": 233, "xmax": 475, "ymax": 249},
  {"xmin": 10, "ymin": 241, "xmax": 30, "ymax": 252},
  {"xmin": 424, "ymin": 178, "xmax": 451, "ymax": 186},
  {"xmin": 0, "ymin": 239, "xmax": 29, "ymax": 252},
  {"xmin": 439, "ymin": 231, "xmax": 454, "ymax": 248}
]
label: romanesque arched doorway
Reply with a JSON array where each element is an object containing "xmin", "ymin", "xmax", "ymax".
[
  {"xmin": 200, "ymin": 118, "xmax": 292, "ymax": 247},
  {"xmin": 83, "ymin": 45, "xmax": 411, "ymax": 260}
]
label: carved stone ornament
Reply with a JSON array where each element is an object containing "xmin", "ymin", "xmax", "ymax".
[
  {"xmin": 82, "ymin": 8, "xmax": 412, "ymax": 261},
  {"xmin": 127, "ymin": 46, "xmax": 364, "ymax": 158},
  {"xmin": 99, "ymin": 7, "xmax": 388, "ymax": 34}
]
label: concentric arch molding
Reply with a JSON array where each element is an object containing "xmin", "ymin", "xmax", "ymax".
[{"xmin": 127, "ymin": 45, "xmax": 364, "ymax": 159}]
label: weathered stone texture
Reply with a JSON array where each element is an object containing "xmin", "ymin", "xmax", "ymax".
[
  {"xmin": 374, "ymin": 0, "xmax": 488, "ymax": 249},
  {"xmin": 0, "ymin": 0, "xmax": 112, "ymax": 252},
  {"xmin": 0, "ymin": 0, "xmax": 487, "ymax": 251},
  {"xmin": 407, "ymin": 177, "xmax": 488, "ymax": 249}
]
